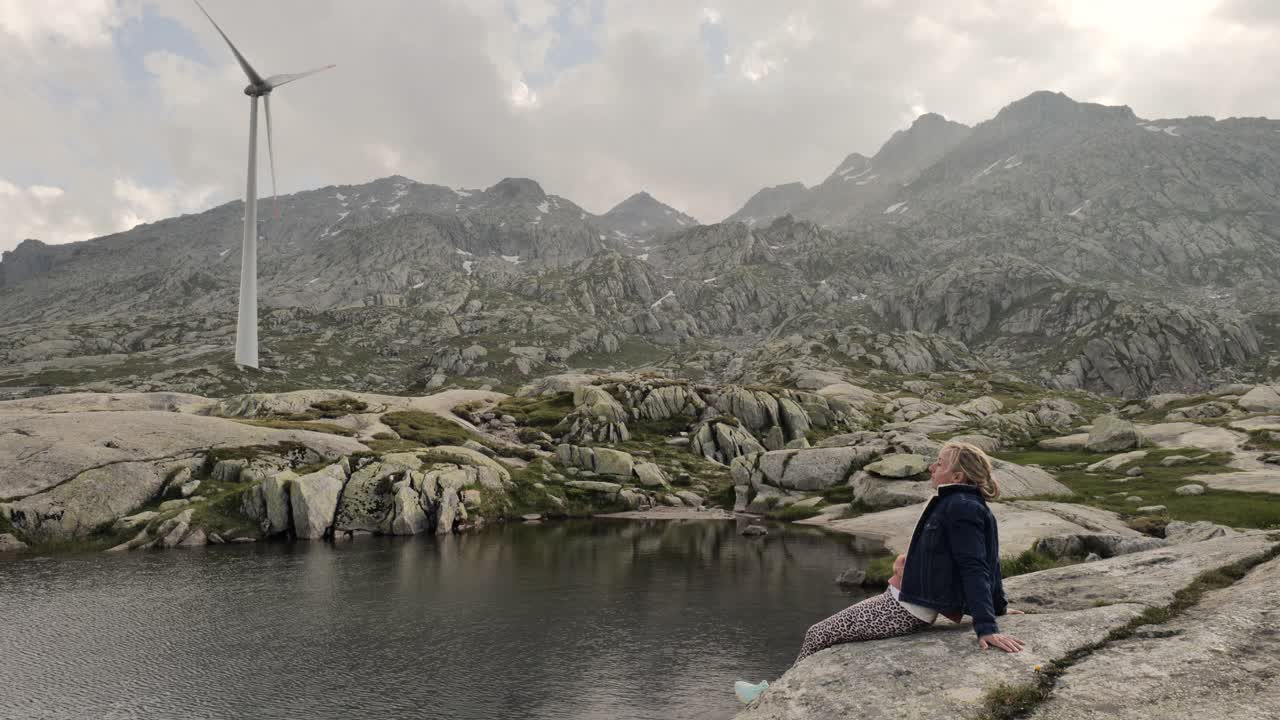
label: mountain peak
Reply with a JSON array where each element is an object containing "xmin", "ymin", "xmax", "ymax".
[
  {"xmin": 992, "ymin": 90, "xmax": 1136, "ymax": 128},
  {"xmin": 600, "ymin": 190, "xmax": 697, "ymax": 239},
  {"xmin": 486, "ymin": 177, "xmax": 547, "ymax": 204}
]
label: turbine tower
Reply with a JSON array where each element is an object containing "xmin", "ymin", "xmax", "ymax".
[{"xmin": 194, "ymin": 0, "xmax": 334, "ymax": 368}]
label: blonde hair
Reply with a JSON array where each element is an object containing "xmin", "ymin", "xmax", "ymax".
[{"xmin": 939, "ymin": 441, "xmax": 1000, "ymax": 500}]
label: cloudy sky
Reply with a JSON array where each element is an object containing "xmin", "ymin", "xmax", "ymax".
[{"xmin": 2, "ymin": 0, "xmax": 1279, "ymax": 253}]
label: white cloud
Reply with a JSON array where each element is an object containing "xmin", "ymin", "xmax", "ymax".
[
  {"xmin": 0, "ymin": 0, "xmax": 126, "ymax": 48},
  {"xmin": 28, "ymin": 185, "xmax": 65, "ymax": 201},
  {"xmin": 112, "ymin": 178, "xmax": 217, "ymax": 233},
  {"xmin": 5, "ymin": 0, "xmax": 1280, "ymax": 254}
]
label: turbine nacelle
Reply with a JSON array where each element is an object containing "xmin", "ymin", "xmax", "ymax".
[{"xmin": 244, "ymin": 84, "xmax": 272, "ymax": 97}]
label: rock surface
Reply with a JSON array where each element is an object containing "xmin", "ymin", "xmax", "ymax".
[
  {"xmin": 737, "ymin": 535, "xmax": 1279, "ymax": 720},
  {"xmin": 289, "ymin": 464, "xmax": 347, "ymax": 539},
  {"xmin": 1029, "ymin": 556, "xmax": 1280, "ymax": 720}
]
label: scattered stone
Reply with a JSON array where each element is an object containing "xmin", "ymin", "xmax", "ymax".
[
  {"xmin": 632, "ymin": 462, "xmax": 668, "ymax": 488},
  {"xmin": 1125, "ymin": 496, "xmax": 1144, "ymax": 503},
  {"xmin": 1175, "ymin": 484, "xmax": 1206, "ymax": 496},
  {"xmin": 0, "ymin": 533, "xmax": 27, "ymax": 552},
  {"xmin": 462, "ymin": 489, "xmax": 484, "ymax": 510},
  {"xmin": 1135, "ymin": 505, "xmax": 1167, "ymax": 514},
  {"xmin": 158, "ymin": 499, "xmax": 190, "ymax": 511},
  {"xmin": 565, "ymin": 480, "xmax": 622, "ymax": 494},
  {"xmin": 1125, "ymin": 466, "xmax": 1144, "ymax": 477},
  {"xmin": 119, "ymin": 510, "xmax": 158, "ymax": 528},
  {"xmin": 522, "ymin": 513, "xmax": 543, "ymax": 522},
  {"xmin": 1038, "ymin": 433, "xmax": 1090, "ymax": 451},
  {"xmin": 863, "ymin": 453, "xmax": 929, "ymax": 479},
  {"xmin": 1160, "ymin": 455, "xmax": 1192, "ymax": 467},
  {"xmin": 741, "ymin": 524, "xmax": 768, "ymax": 537},
  {"xmin": 1086, "ymin": 450, "xmax": 1148, "ymax": 473},
  {"xmin": 835, "ymin": 568, "xmax": 865, "ymax": 586},
  {"xmin": 733, "ymin": 485, "xmax": 750, "ymax": 513},
  {"xmin": 675, "ymin": 490, "xmax": 704, "ymax": 508},
  {"xmin": 1087, "ymin": 415, "xmax": 1143, "ymax": 452},
  {"xmin": 1164, "ymin": 520, "xmax": 1237, "ymax": 544},
  {"xmin": 947, "ymin": 434, "xmax": 1001, "ymax": 454}
]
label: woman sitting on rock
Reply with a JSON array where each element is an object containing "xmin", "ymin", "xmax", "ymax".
[
  {"xmin": 736, "ymin": 441, "xmax": 1023, "ymax": 703},
  {"xmin": 800, "ymin": 440, "xmax": 1023, "ymax": 659}
]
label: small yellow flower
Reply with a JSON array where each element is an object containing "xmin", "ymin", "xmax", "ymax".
[{"xmin": 1033, "ymin": 665, "xmax": 1043, "ymax": 672}]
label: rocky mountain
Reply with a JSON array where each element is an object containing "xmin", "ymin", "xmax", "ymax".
[
  {"xmin": 595, "ymin": 191, "xmax": 698, "ymax": 255},
  {"xmin": 727, "ymin": 112, "xmax": 971, "ymax": 227},
  {"xmin": 2, "ymin": 90, "xmax": 1279, "ymax": 401}
]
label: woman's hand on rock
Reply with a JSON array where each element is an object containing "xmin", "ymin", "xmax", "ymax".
[
  {"xmin": 1006, "ymin": 609, "xmax": 1025, "ymax": 615},
  {"xmin": 978, "ymin": 633, "xmax": 1025, "ymax": 653}
]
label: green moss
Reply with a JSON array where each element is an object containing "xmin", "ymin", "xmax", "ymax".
[
  {"xmin": 381, "ymin": 411, "xmax": 478, "ymax": 446},
  {"xmin": 863, "ymin": 555, "xmax": 896, "ymax": 586},
  {"xmin": 979, "ymin": 682, "xmax": 1047, "ymax": 720},
  {"xmin": 188, "ymin": 479, "xmax": 259, "ymax": 539},
  {"xmin": 229, "ymin": 418, "xmax": 357, "ymax": 436},
  {"xmin": 495, "ymin": 393, "xmax": 575, "ymax": 430},
  {"xmin": 1001, "ymin": 548, "xmax": 1077, "ymax": 578},
  {"xmin": 309, "ymin": 397, "xmax": 369, "ymax": 418},
  {"xmin": 365, "ymin": 437, "xmax": 427, "ymax": 454},
  {"xmin": 1245, "ymin": 430, "xmax": 1280, "ymax": 452},
  {"xmin": 766, "ymin": 502, "xmax": 825, "ymax": 521}
]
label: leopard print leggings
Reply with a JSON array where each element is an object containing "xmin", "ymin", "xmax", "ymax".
[{"xmin": 796, "ymin": 589, "xmax": 931, "ymax": 663}]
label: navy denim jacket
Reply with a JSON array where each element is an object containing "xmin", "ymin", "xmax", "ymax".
[{"xmin": 898, "ymin": 484, "xmax": 1007, "ymax": 637}]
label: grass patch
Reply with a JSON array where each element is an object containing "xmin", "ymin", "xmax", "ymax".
[
  {"xmin": 998, "ymin": 446, "xmax": 1280, "ymax": 530},
  {"xmin": 230, "ymin": 418, "xmax": 357, "ymax": 436},
  {"xmin": 382, "ymin": 411, "xmax": 478, "ymax": 446},
  {"xmin": 1000, "ymin": 548, "xmax": 1077, "ymax": 578},
  {"xmin": 766, "ymin": 502, "xmax": 825, "ymax": 521},
  {"xmin": 188, "ymin": 478, "xmax": 259, "ymax": 539},
  {"xmin": 309, "ymin": 398, "xmax": 369, "ymax": 418},
  {"xmin": 1245, "ymin": 430, "xmax": 1280, "ymax": 451},
  {"xmin": 495, "ymin": 393, "xmax": 575, "ymax": 430},
  {"xmin": 365, "ymin": 437, "xmax": 428, "ymax": 454},
  {"xmin": 863, "ymin": 555, "xmax": 896, "ymax": 586},
  {"xmin": 979, "ymin": 682, "xmax": 1045, "ymax": 720}
]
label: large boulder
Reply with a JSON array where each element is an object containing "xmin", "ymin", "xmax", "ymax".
[
  {"xmin": 1237, "ymin": 384, "xmax": 1280, "ymax": 412},
  {"xmin": 421, "ymin": 446, "xmax": 511, "ymax": 484},
  {"xmin": 261, "ymin": 470, "xmax": 296, "ymax": 535},
  {"xmin": 632, "ymin": 462, "xmax": 668, "ymax": 488},
  {"xmin": 289, "ymin": 464, "xmax": 347, "ymax": 540},
  {"xmin": 863, "ymin": 454, "xmax": 929, "ymax": 479},
  {"xmin": 333, "ymin": 462, "xmax": 400, "ymax": 534},
  {"xmin": 1086, "ymin": 415, "xmax": 1142, "ymax": 452},
  {"xmin": 743, "ymin": 445, "xmax": 883, "ymax": 492},
  {"xmin": 389, "ymin": 477, "xmax": 429, "ymax": 535},
  {"xmin": 1163, "ymin": 520, "xmax": 1238, "ymax": 544},
  {"xmin": 691, "ymin": 421, "xmax": 766, "ymax": 464}
]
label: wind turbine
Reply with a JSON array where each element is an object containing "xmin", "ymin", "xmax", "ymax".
[{"xmin": 194, "ymin": 0, "xmax": 334, "ymax": 369}]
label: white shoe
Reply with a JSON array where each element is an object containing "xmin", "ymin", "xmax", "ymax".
[{"xmin": 734, "ymin": 680, "xmax": 769, "ymax": 704}]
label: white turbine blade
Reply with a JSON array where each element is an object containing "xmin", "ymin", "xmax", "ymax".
[
  {"xmin": 264, "ymin": 95, "xmax": 279, "ymax": 219},
  {"xmin": 193, "ymin": 0, "xmax": 265, "ymax": 86},
  {"xmin": 264, "ymin": 65, "xmax": 336, "ymax": 90}
]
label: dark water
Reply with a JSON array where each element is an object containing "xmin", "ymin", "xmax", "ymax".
[{"xmin": 0, "ymin": 519, "xmax": 883, "ymax": 720}]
